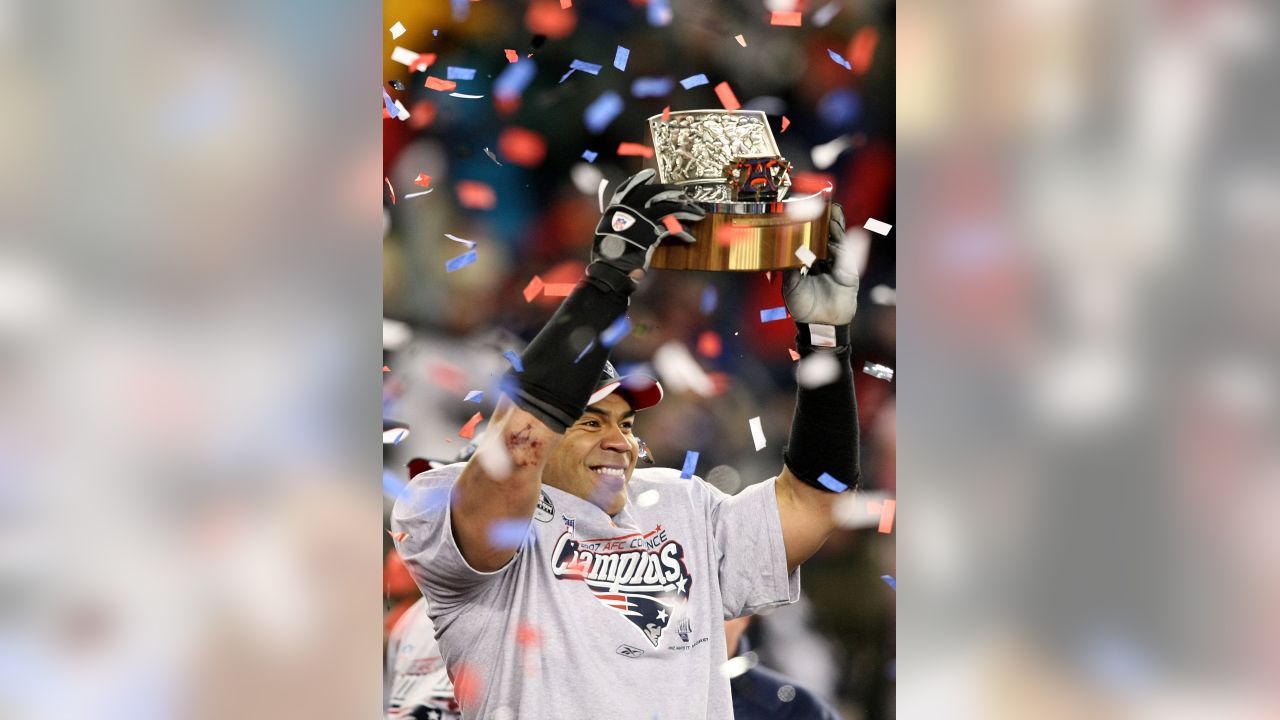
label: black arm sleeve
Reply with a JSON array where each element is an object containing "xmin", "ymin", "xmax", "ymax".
[{"xmin": 781, "ymin": 343, "xmax": 861, "ymax": 493}]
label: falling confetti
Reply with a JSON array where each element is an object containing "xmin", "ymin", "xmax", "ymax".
[
  {"xmin": 770, "ymin": 11, "xmax": 802, "ymax": 26},
  {"xmin": 680, "ymin": 450, "xmax": 699, "ymax": 479},
  {"xmin": 390, "ymin": 21, "xmax": 406, "ymax": 39},
  {"xmin": 449, "ymin": 92, "xmax": 486, "ymax": 99},
  {"xmin": 749, "ymin": 416, "xmax": 766, "ymax": 451},
  {"xmin": 523, "ymin": 275, "xmax": 545, "ymax": 302},
  {"xmin": 498, "ymin": 127, "xmax": 547, "ymax": 167},
  {"xmin": 636, "ymin": 489, "xmax": 661, "ymax": 507},
  {"xmin": 661, "ymin": 105, "xmax": 671, "ymax": 121},
  {"xmin": 447, "ymin": 66, "xmax": 477, "ymax": 80},
  {"xmin": 483, "ymin": 147, "xmax": 503, "ymax": 165},
  {"xmin": 696, "ymin": 331, "xmax": 721, "ymax": 358},
  {"xmin": 795, "ymin": 245, "xmax": 817, "ymax": 267},
  {"xmin": 700, "ymin": 287, "xmax": 717, "ymax": 314},
  {"xmin": 734, "ymin": 34, "xmax": 747, "ymax": 47},
  {"xmin": 881, "ymin": 575, "xmax": 896, "ymax": 590},
  {"xmin": 600, "ymin": 315, "xmax": 632, "ymax": 348},
  {"xmin": 714, "ymin": 81, "xmax": 740, "ymax": 111},
  {"xmin": 781, "ymin": 115, "xmax": 791, "ymax": 132},
  {"xmin": 459, "ymin": 411, "xmax": 484, "ymax": 439},
  {"xmin": 403, "ymin": 189, "xmax": 433, "ymax": 199},
  {"xmin": 504, "ymin": 350, "xmax": 524, "ymax": 372},
  {"xmin": 505, "ymin": 48, "xmax": 519, "ymax": 63},
  {"xmin": 383, "ymin": 428, "xmax": 409, "ymax": 445},
  {"xmin": 384, "ymin": 177, "xmax": 395, "ymax": 204},
  {"xmin": 850, "ymin": 27, "xmax": 879, "ymax": 74},
  {"xmin": 813, "ymin": 1, "xmax": 841, "ymax": 26},
  {"xmin": 787, "ymin": 348, "xmax": 801, "ymax": 361},
  {"xmin": 445, "ymin": 233, "xmax": 476, "ymax": 248},
  {"xmin": 827, "ymin": 48, "xmax": 852, "ymax": 71},
  {"xmin": 613, "ymin": 46, "xmax": 630, "ymax": 71},
  {"xmin": 632, "ymin": 76, "xmax": 674, "ymax": 97},
  {"xmin": 863, "ymin": 362, "xmax": 895, "ymax": 381},
  {"xmin": 582, "ymin": 149, "xmax": 598, "ymax": 162},
  {"xmin": 661, "ymin": 215, "xmax": 683, "ymax": 235},
  {"xmin": 817, "ymin": 472, "xmax": 849, "ymax": 492},
  {"xmin": 487, "ymin": 519, "xmax": 529, "ymax": 549},
  {"xmin": 414, "ymin": 173, "xmax": 432, "ymax": 188},
  {"xmin": 878, "ymin": 498, "xmax": 896, "ymax": 533},
  {"xmin": 863, "ymin": 217, "xmax": 892, "ymax": 235},
  {"xmin": 759, "ymin": 306, "xmax": 788, "ymax": 323},
  {"xmin": 584, "ymin": 90, "xmax": 624, "ymax": 133},
  {"xmin": 543, "ymin": 283, "xmax": 575, "ymax": 297},
  {"xmin": 464, "ymin": 390, "xmax": 484, "ymax": 403},
  {"xmin": 425, "ymin": 76, "xmax": 457, "ymax": 92},
  {"xmin": 617, "ymin": 142, "xmax": 653, "ymax": 157},
  {"xmin": 390, "ymin": 46, "xmax": 421, "ymax": 66},
  {"xmin": 569, "ymin": 58, "xmax": 603, "ymax": 75},
  {"xmin": 680, "ymin": 73, "xmax": 709, "ymax": 89},
  {"xmin": 446, "ymin": 249, "xmax": 478, "ymax": 272},
  {"xmin": 456, "ymin": 180, "xmax": 497, "ymax": 209},
  {"xmin": 494, "ymin": 58, "xmax": 536, "ymax": 101}
]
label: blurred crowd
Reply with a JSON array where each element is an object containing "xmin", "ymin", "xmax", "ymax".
[{"xmin": 380, "ymin": 0, "xmax": 896, "ymax": 717}]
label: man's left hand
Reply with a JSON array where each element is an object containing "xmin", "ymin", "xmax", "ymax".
[{"xmin": 782, "ymin": 203, "xmax": 859, "ymax": 327}]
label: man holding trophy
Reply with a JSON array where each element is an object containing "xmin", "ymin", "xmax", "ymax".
[{"xmin": 391, "ymin": 110, "xmax": 861, "ymax": 719}]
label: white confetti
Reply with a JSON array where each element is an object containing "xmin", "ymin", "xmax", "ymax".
[
  {"xmin": 863, "ymin": 362, "xmax": 895, "ymax": 381},
  {"xmin": 797, "ymin": 352, "xmax": 841, "ymax": 388},
  {"xmin": 449, "ymin": 92, "xmax": 486, "ymax": 99},
  {"xmin": 597, "ymin": 178, "xmax": 609, "ymax": 214},
  {"xmin": 870, "ymin": 284, "xmax": 897, "ymax": 305},
  {"xmin": 720, "ymin": 651, "xmax": 759, "ymax": 679},
  {"xmin": 812, "ymin": 2, "xmax": 841, "ymax": 27},
  {"xmin": 635, "ymin": 489, "xmax": 661, "ymax": 508},
  {"xmin": 863, "ymin": 217, "xmax": 892, "ymax": 235},
  {"xmin": 389, "ymin": 21, "xmax": 406, "ymax": 39},
  {"xmin": 749, "ymin": 416, "xmax": 766, "ymax": 451},
  {"xmin": 483, "ymin": 147, "xmax": 503, "ymax": 165},
  {"xmin": 390, "ymin": 46, "xmax": 419, "ymax": 67},
  {"xmin": 393, "ymin": 99, "xmax": 410, "ymax": 120},
  {"xmin": 445, "ymin": 233, "xmax": 476, "ymax": 248},
  {"xmin": 811, "ymin": 135, "xmax": 852, "ymax": 170},
  {"xmin": 383, "ymin": 428, "xmax": 408, "ymax": 445},
  {"xmin": 794, "ymin": 245, "xmax": 817, "ymax": 268},
  {"xmin": 570, "ymin": 162, "xmax": 603, "ymax": 196},
  {"xmin": 403, "ymin": 189, "xmax": 434, "ymax": 199}
]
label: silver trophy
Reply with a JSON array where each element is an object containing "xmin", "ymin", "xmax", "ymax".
[{"xmin": 646, "ymin": 109, "xmax": 831, "ymax": 271}]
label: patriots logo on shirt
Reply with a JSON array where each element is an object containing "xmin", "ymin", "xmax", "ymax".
[{"xmin": 550, "ymin": 527, "xmax": 692, "ymax": 648}]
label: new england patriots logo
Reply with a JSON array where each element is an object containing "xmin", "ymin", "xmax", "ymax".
[{"xmin": 551, "ymin": 527, "xmax": 692, "ymax": 648}]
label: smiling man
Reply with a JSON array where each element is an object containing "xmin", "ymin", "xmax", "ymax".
[{"xmin": 391, "ymin": 170, "xmax": 861, "ymax": 719}]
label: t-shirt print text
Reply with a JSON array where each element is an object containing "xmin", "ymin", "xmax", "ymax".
[{"xmin": 551, "ymin": 525, "xmax": 692, "ymax": 648}]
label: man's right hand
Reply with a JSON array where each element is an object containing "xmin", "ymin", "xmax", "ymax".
[{"xmin": 588, "ymin": 169, "xmax": 705, "ymax": 293}]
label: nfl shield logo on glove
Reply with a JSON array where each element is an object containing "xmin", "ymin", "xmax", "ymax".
[{"xmin": 611, "ymin": 211, "xmax": 637, "ymax": 232}]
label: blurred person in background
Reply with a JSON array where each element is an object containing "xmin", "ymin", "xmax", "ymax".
[{"xmin": 726, "ymin": 614, "xmax": 844, "ymax": 720}]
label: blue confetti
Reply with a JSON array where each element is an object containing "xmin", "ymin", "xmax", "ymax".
[
  {"xmin": 647, "ymin": 0, "xmax": 672, "ymax": 26},
  {"xmin": 570, "ymin": 59, "xmax": 603, "ymax": 75},
  {"xmin": 600, "ymin": 315, "xmax": 633, "ymax": 348},
  {"xmin": 382, "ymin": 468, "xmax": 407, "ymax": 501},
  {"xmin": 614, "ymin": 46, "xmax": 630, "ymax": 71},
  {"xmin": 494, "ymin": 58, "xmax": 536, "ymax": 101},
  {"xmin": 817, "ymin": 472, "xmax": 849, "ymax": 492},
  {"xmin": 446, "ymin": 66, "xmax": 476, "ymax": 80},
  {"xmin": 450, "ymin": 0, "xmax": 468, "ymax": 22},
  {"xmin": 827, "ymin": 48, "xmax": 852, "ymax": 71},
  {"xmin": 680, "ymin": 73, "xmax": 709, "ymax": 89},
  {"xmin": 574, "ymin": 339, "xmax": 596, "ymax": 363},
  {"xmin": 584, "ymin": 90, "xmax": 624, "ymax": 133},
  {"xmin": 700, "ymin": 286, "xmax": 717, "ymax": 314},
  {"xmin": 880, "ymin": 575, "xmax": 896, "ymax": 590},
  {"xmin": 382, "ymin": 89, "xmax": 398, "ymax": 116},
  {"xmin": 488, "ymin": 519, "xmax": 530, "ymax": 549},
  {"xmin": 464, "ymin": 390, "xmax": 484, "ymax": 403},
  {"xmin": 558, "ymin": 69, "xmax": 577, "ymax": 83},
  {"xmin": 445, "ymin": 249, "xmax": 477, "ymax": 272},
  {"xmin": 680, "ymin": 450, "xmax": 699, "ymax": 479},
  {"xmin": 759, "ymin": 306, "xmax": 788, "ymax": 323},
  {"xmin": 631, "ymin": 76, "xmax": 674, "ymax": 97},
  {"xmin": 582, "ymin": 149, "xmax": 598, "ymax": 163},
  {"xmin": 504, "ymin": 350, "xmax": 524, "ymax": 373}
]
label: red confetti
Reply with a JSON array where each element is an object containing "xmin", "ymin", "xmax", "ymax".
[
  {"xmin": 661, "ymin": 215, "xmax": 683, "ymax": 234},
  {"xmin": 617, "ymin": 142, "xmax": 654, "ymax": 157},
  {"xmin": 408, "ymin": 100, "xmax": 437, "ymax": 130},
  {"xmin": 516, "ymin": 622, "xmax": 542, "ymax": 647},
  {"xmin": 714, "ymin": 81, "xmax": 740, "ymax": 112},
  {"xmin": 661, "ymin": 105, "xmax": 671, "ymax": 122},
  {"xmin": 526, "ymin": 0, "xmax": 577, "ymax": 39},
  {"xmin": 505, "ymin": 48, "xmax": 519, "ymax": 63},
  {"xmin": 409, "ymin": 53, "xmax": 437, "ymax": 72},
  {"xmin": 522, "ymin": 275, "xmax": 545, "ymax": 302},
  {"xmin": 451, "ymin": 664, "xmax": 484, "ymax": 709},
  {"xmin": 696, "ymin": 331, "xmax": 721, "ymax": 358},
  {"xmin": 849, "ymin": 26, "xmax": 879, "ymax": 74},
  {"xmin": 770, "ymin": 11, "xmax": 802, "ymax": 26},
  {"xmin": 498, "ymin": 127, "xmax": 548, "ymax": 167},
  {"xmin": 788, "ymin": 348, "xmax": 801, "ymax": 361},
  {"xmin": 715, "ymin": 224, "xmax": 753, "ymax": 246},
  {"xmin": 459, "ymin": 412, "xmax": 484, "ymax": 440},
  {"xmin": 425, "ymin": 76, "xmax": 457, "ymax": 92},
  {"xmin": 383, "ymin": 365, "xmax": 391, "ymax": 373},
  {"xmin": 781, "ymin": 115, "xmax": 790, "ymax": 133},
  {"xmin": 385, "ymin": 177, "xmax": 395, "ymax": 205},
  {"xmin": 542, "ymin": 283, "xmax": 575, "ymax": 297},
  {"xmin": 413, "ymin": 173, "xmax": 432, "ymax": 188},
  {"xmin": 382, "ymin": 106, "xmax": 391, "ymax": 119},
  {"xmin": 456, "ymin": 180, "xmax": 497, "ymax": 209},
  {"xmin": 878, "ymin": 499, "xmax": 896, "ymax": 533}
]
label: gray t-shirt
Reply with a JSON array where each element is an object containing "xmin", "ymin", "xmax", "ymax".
[
  {"xmin": 391, "ymin": 463, "xmax": 800, "ymax": 720},
  {"xmin": 385, "ymin": 597, "xmax": 461, "ymax": 720}
]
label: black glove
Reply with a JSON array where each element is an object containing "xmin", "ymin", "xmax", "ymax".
[{"xmin": 586, "ymin": 169, "xmax": 706, "ymax": 294}]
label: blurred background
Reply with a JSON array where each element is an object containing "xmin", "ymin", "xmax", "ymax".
[{"xmin": 379, "ymin": 1, "xmax": 897, "ymax": 718}]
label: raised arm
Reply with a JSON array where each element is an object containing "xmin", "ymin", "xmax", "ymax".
[
  {"xmin": 450, "ymin": 169, "xmax": 705, "ymax": 571},
  {"xmin": 774, "ymin": 204, "xmax": 862, "ymax": 573}
]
